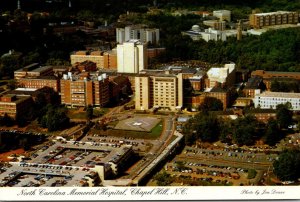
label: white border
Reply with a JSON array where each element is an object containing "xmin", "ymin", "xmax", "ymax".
[{"xmin": 0, "ymin": 186, "xmax": 299, "ymax": 201}]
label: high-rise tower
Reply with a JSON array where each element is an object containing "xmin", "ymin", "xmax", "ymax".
[{"xmin": 17, "ymin": 0, "xmax": 21, "ymax": 10}]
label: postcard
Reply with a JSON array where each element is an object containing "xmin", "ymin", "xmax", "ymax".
[{"xmin": 0, "ymin": 0, "xmax": 300, "ymax": 201}]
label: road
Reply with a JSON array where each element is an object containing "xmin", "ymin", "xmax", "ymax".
[{"xmin": 126, "ymin": 115, "xmax": 176, "ymax": 180}]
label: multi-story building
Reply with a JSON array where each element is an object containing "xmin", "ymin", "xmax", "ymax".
[
  {"xmin": 206, "ymin": 63, "xmax": 236, "ymax": 89},
  {"xmin": 14, "ymin": 64, "xmax": 53, "ymax": 80},
  {"xmin": 147, "ymin": 47, "xmax": 166, "ymax": 59},
  {"xmin": 116, "ymin": 25, "xmax": 160, "ymax": 45},
  {"xmin": 243, "ymin": 76, "xmax": 264, "ymax": 98},
  {"xmin": 251, "ymin": 70, "xmax": 300, "ymax": 90},
  {"xmin": 60, "ymin": 72, "xmax": 109, "ymax": 107},
  {"xmin": 70, "ymin": 50, "xmax": 117, "ymax": 69},
  {"xmin": 203, "ymin": 20, "xmax": 226, "ymax": 31},
  {"xmin": 251, "ymin": 70, "xmax": 300, "ymax": 80},
  {"xmin": 249, "ymin": 11, "xmax": 299, "ymax": 29},
  {"xmin": 253, "ymin": 91, "xmax": 300, "ymax": 110},
  {"xmin": 117, "ymin": 40, "xmax": 148, "ymax": 73},
  {"xmin": 135, "ymin": 73, "xmax": 183, "ymax": 111},
  {"xmin": 18, "ymin": 76, "xmax": 60, "ymax": 92},
  {"xmin": 213, "ymin": 10, "xmax": 231, "ymax": 22},
  {"xmin": 109, "ymin": 76, "xmax": 131, "ymax": 102},
  {"xmin": 73, "ymin": 61, "xmax": 97, "ymax": 72},
  {"xmin": 246, "ymin": 109, "xmax": 277, "ymax": 123},
  {"xmin": 0, "ymin": 94, "xmax": 33, "ymax": 120}
]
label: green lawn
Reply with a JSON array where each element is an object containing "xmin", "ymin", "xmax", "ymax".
[
  {"xmin": 68, "ymin": 108, "xmax": 109, "ymax": 120},
  {"xmin": 150, "ymin": 121, "xmax": 163, "ymax": 137},
  {"xmin": 91, "ymin": 121, "xmax": 163, "ymax": 140}
]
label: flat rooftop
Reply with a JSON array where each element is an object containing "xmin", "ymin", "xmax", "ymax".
[
  {"xmin": 257, "ymin": 91, "xmax": 300, "ymax": 98},
  {"xmin": 253, "ymin": 11, "xmax": 297, "ymax": 16}
]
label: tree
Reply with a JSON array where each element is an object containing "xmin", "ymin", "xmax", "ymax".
[
  {"xmin": 86, "ymin": 105, "xmax": 93, "ymax": 123},
  {"xmin": 7, "ymin": 80, "xmax": 17, "ymax": 90},
  {"xmin": 154, "ymin": 171, "xmax": 173, "ymax": 186},
  {"xmin": 263, "ymin": 118, "xmax": 281, "ymax": 146},
  {"xmin": 0, "ymin": 113, "xmax": 14, "ymax": 127},
  {"xmin": 273, "ymin": 149, "xmax": 300, "ymax": 181},
  {"xmin": 276, "ymin": 103, "xmax": 293, "ymax": 129},
  {"xmin": 41, "ymin": 106, "xmax": 70, "ymax": 132},
  {"xmin": 219, "ymin": 120, "xmax": 233, "ymax": 144},
  {"xmin": 199, "ymin": 97, "xmax": 223, "ymax": 111},
  {"xmin": 232, "ymin": 115, "xmax": 259, "ymax": 146},
  {"xmin": 183, "ymin": 112, "xmax": 220, "ymax": 144}
]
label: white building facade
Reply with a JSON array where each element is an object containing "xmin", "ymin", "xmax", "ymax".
[
  {"xmin": 213, "ymin": 10, "xmax": 231, "ymax": 22},
  {"xmin": 117, "ymin": 40, "xmax": 148, "ymax": 73},
  {"xmin": 253, "ymin": 91, "xmax": 300, "ymax": 110},
  {"xmin": 116, "ymin": 26, "xmax": 160, "ymax": 45}
]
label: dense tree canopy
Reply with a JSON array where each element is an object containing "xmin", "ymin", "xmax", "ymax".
[
  {"xmin": 271, "ymin": 79, "xmax": 300, "ymax": 93},
  {"xmin": 40, "ymin": 105, "xmax": 70, "ymax": 132},
  {"xmin": 232, "ymin": 115, "xmax": 260, "ymax": 146},
  {"xmin": 263, "ymin": 118, "xmax": 282, "ymax": 146},
  {"xmin": 183, "ymin": 112, "xmax": 220, "ymax": 144},
  {"xmin": 273, "ymin": 149, "xmax": 300, "ymax": 181},
  {"xmin": 199, "ymin": 97, "xmax": 223, "ymax": 111},
  {"xmin": 276, "ymin": 103, "xmax": 293, "ymax": 129}
]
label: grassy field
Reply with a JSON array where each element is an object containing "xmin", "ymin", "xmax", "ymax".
[
  {"xmin": 91, "ymin": 121, "xmax": 163, "ymax": 140},
  {"xmin": 68, "ymin": 108, "xmax": 109, "ymax": 120}
]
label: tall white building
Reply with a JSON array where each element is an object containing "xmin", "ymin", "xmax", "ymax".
[
  {"xmin": 117, "ymin": 40, "xmax": 148, "ymax": 73},
  {"xmin": 253, "ymin": 91, "xmax": 300, "ymax": 110},
  {"xmin": 116, "ymin": 25, "xmax": 160, "ymax": 45},
  {"xmin": 213, "ymin": 10, "xmax": 231, "ymax": 22}
]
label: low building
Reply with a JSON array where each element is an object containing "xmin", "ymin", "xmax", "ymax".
[
  {"xmin": 0, "ymin": 94, "xmax": 33, "ymax": 120},
  {"xmin": 108, "ymin": 145, "xmax": 134, "ymax": 175},
  {"xmin": 14, "ymin": 64, "xmax": 53, "ymax": 80},
  {"xmin": 253, "ymin": 91, "xmax": 300, "ymax": 110},
  {"xmin": 182, "ymin": 26, "xmax": 227, "ymax": 42},
  {"xmin": 232, "ymin": 97, "xmax": 253, "ymax": 108},
  {"xmin": 243, "ymin": 76, "xmax": 264, "ymax": 98},
  {"xmin": 73, "ymin": 61, "xmax": 97, "ymax": 72},
  {"xmin": 251, "ymin": 70, "xmax": 300, "ymax": 90},
  {"xmin": 251, "ymin": 70, "xmax": 300, "ymax": 80},
  {"xmin": 184, "ymin": 87, "xmax": 231, "ymax": 110},
  {"xmin": 245, "ymin": 109, "xmax": 276, "ymax": 123},
  {"xmin": 18, "ymin": 76, "xmax": 60, "ymax": 92}
]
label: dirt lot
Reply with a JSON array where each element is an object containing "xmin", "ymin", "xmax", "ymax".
[{"xmin": 0, "ymin": 149, "xmax": 26, "ymax": 162}]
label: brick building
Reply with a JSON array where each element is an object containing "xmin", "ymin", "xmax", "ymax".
[
  {"xmin": 60, "ymin": 72, "xmax": 109, "ymax": 107},
  {"xmin": 14, "ymin": 64, "xmax": 53, "ymax": 80},
  {"xmin": 18, "ymin": 76, "xmax": 60, "ymax": 92},
  {"xmin": 70, "ymin": 50, "xmax": 117, "ymax": 70},
  {"xmin": 249, "ymin": 11, "xmax": 299, "ymax": 29},
  {"xmin": 0, "ymin": 94, "xmax": 33, "ymax": 120}
]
